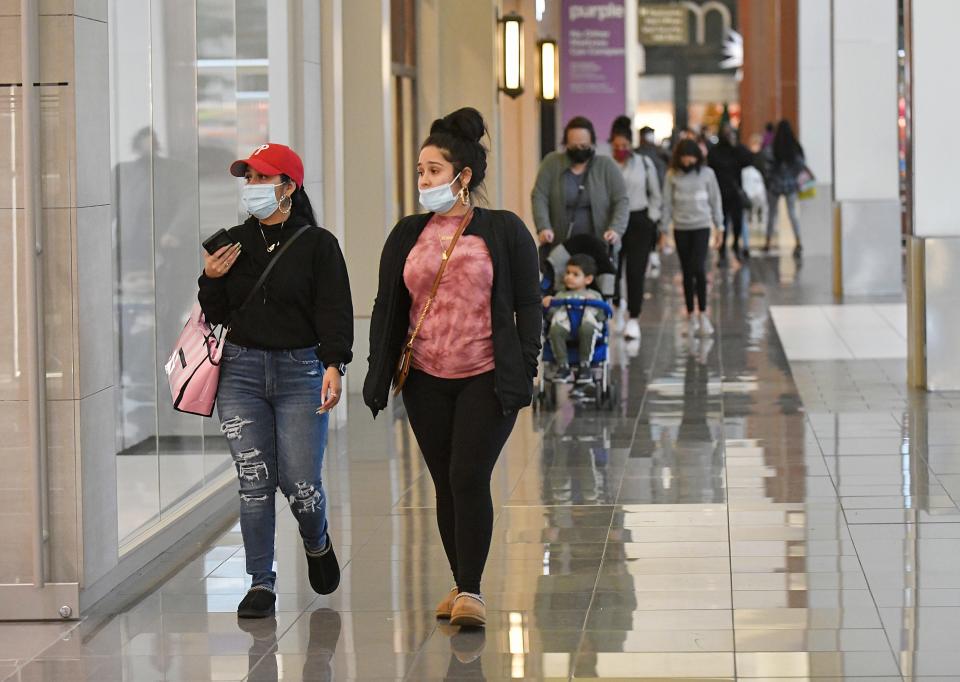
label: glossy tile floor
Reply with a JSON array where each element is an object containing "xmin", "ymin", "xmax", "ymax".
[{"xmin": 5, "ymin": 253, "xmax": 960, "ymax": 681}]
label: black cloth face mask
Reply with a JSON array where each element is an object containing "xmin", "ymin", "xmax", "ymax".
[{"xmin": 566, "ymin": 147, "xmax": 594, "ymax": 164}]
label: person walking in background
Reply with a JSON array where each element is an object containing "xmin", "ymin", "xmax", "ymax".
[
  {"xmin": 531, "ymin": 116, "xmax": 629, "ymax": 251},
  {"xmin": 198, "ymin": 143, "xmax": 353, "ymax": 619},
  {"xmin": 662, "ymin": 139, "xmax": 723, "ymax": 338},
  {"xmin": 635, "ymin": 125, "xmax": 668, "ymax": 190},
  {"xmin": 635, "ymin": 124, "xmax": 668, "ymax": 274},
  {"xmin": 608, "ymin": 117, "xmax": 662, "ymax": 342},
  {"xmin": 364, "ymin": 108, "xmax": 541, "ymax": 629},
  {"xmin": 762, "ymin": 119, "xmax": 805, "ymax": 257},
  {"xmin": 707, "ymin": 124, "xmax": 753, "ymax": 264},
  {"xmin": 761, "ymin": 122, "xmax": 775, "ymax": 149}
]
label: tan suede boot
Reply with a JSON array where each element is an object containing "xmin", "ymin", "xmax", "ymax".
[
  {"xmin": 434, "ymin": 587, "xmax": 459, "ymax": 619},
  {"xmin": 449, "ymin": 592, "xmax": 486, "ymax": 627}
]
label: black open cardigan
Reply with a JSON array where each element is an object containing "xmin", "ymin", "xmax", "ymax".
[{"xmin": 363, "ymin": 207, "xmax": 542, "ymax": 417}]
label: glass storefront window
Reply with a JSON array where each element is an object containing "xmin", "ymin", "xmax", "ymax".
[{"xmin": 109, "ymin": 0, "xmax": 272, "ymax": 546}]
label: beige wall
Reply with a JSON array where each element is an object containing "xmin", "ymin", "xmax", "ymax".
[
  {"xmin": 499, "ymin": 0, "xmax": 540, "ymax": 228},
  {"xmin": 418, "ymin": 0, "xmax": 501, "ymax": 208}
]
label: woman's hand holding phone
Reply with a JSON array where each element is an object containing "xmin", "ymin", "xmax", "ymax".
[{"xmin": 203, "ymin": 243, "xmax": 242, "ymax": 278}]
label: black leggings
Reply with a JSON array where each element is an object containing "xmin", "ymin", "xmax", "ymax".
[
  {"xmin": 401, "ymin": 370, "xmax": 518, "ymax": 594},
  {"xmin": 721, "ymin": 193, "xmax": 744, "ymax": 255},
  {"xmin": 616, "ymin": 209, "xmax": 658, "ymax": 317},
  {"xmin": 675, "ymin": 228, "xmax": 711, "ymax": 313}
]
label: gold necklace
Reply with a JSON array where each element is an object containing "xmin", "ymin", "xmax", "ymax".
[
  {"xmin": 258, "ymin": 220, "xmax": 286, "ymax": 252},
  {"xmin": 436, "ymin": 226, "xmax": 455, "ymax": 261}
]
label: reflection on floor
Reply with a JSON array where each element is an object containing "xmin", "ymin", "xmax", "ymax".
[{"xmin": 5, "ymin": 254, "xmax": 960, "ymax": 680}]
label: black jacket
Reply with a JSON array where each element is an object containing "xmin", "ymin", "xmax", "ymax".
[
  {"xmin": 363, "ymin": 208, "xmax": 542, "ymax": 417},
  {"xmin": 197, "ymin": 216, "xmax": 354, "ymax": 366},
  {"xmin": 707, "ymin": 142, "xmax": 754, "ymax": 202}
]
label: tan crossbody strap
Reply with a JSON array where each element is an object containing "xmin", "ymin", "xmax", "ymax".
[{"xmin": 404, "ymin": 208, "xmax": 474, "ymax": 350}]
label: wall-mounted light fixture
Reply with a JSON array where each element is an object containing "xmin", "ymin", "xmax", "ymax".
[
  {"xmin": 498, "ymin": 13, "xmax": 524, "ymax": 98},
  {"xmin": 538, "ymin": 40, "xmax": 558, "ymax": 101}
]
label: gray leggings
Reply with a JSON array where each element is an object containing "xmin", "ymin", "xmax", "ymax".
[{"xmin": 766, "ymin": 191, "xmax": 801, "ymax": 243}]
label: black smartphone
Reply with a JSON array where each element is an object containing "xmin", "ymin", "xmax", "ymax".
[{"xmin": 202, "ymin": 229, "xmax": 236, "ymax": 255}]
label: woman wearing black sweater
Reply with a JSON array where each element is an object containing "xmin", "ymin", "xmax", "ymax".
[{"xmin": 198, "ymin": 143, "xmax": 353, "ymax": 619}]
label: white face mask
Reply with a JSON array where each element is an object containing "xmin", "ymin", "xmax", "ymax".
[
  {"xmin": 242, "ymin": 182, "xmax": 283, "ymax": 219},
  {"xmin": 419, "ymin": 172, "xmax": 462, "ymax": 214}
]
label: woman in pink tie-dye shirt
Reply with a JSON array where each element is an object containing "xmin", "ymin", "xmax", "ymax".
[{"xmin": 364, "ymin": 108, "xmax": 542, "ymax": 629}]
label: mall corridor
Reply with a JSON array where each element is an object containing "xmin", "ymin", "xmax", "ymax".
[
  {"xmin": 7, "ymin": 0, "xmax": 960, "ymax": 679},
  {"xmin": 4, "ymin": 252, "xmax": 957, "ymax": 680}
]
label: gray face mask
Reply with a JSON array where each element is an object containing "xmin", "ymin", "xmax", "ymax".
[
  {"xmin": 242, "ymin": 183, "xmax": 283, "ymax": 219},
  {"xmin": 419, "ymin": 172, "xmax": 462, "ymax": 213}
]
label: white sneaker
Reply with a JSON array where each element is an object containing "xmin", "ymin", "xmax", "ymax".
[
  {"xmin": 624, "ymin": 318, "xmax": 641, "ymax": 340},
  {"xmin": 614, "ymin": 312, "xmax": 626, "ymax": 333},
  {"xmin": 698, "ymin": 315, "xmax": 714, "ymax": 337},
  {"xmin": 685, "ymin": 317, "xmax": 699, "ymax": 337},
  {"xmin": 649, "ymin": 252, "xmax": 661, "ymax": 269}
]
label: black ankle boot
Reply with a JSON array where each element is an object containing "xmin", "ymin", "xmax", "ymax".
[
  {"xmin": 306, "ymin": 535, "xmax": 341, "ymax": 595},
  {"xmin": 237, "ymin": 586, "xmax": 276, "ymax": 619}
]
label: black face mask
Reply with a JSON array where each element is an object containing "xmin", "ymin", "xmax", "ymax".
[
  {"xmin": 566, "ymin": 147, "xmax": 594, "ymax": 164},
  {"xmin": 681, "ymin": 163, "xmax": 696, "ymax": 172}
]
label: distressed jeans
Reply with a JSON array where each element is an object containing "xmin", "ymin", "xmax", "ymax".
[{"xmin": 217, "ymin": 341, "xmax": 330, "ymax": 589}]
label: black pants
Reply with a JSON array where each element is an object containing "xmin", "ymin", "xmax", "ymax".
[
  {"xmin": 615, "ymin": 209, "xmax": 658, "ymax": 317},
  {"xmin": 675, "ymin": 228, "xmax": 711, "ymax": 313},
  {"xmin": 720, "ymin": 193, "xmax": 744, "ymax": 256},
  {"xmin": 401, "ymin": 370, "xmax": 518, "ymax": 594}
]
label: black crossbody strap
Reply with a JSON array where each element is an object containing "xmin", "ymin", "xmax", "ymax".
[{"xmin": 234, "ymin": 224, "xmax": 312, "ymax": 317}]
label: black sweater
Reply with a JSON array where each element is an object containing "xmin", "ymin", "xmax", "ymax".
[
  {"xmin": 197, "ymin": 216, "xmax": 354, "ymax": 366},
  {"xmin": 363, "ymin": 208, "xmax": 542, "ymax": 418},
  {"xmin": 707, "ymin": 141, "xmax": 754, "ymax": 201}
]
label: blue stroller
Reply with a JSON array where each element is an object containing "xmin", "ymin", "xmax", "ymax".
[
  {"xmin": 535, "ymin": 234, "xmax": 618, "ymax": 410},
  {"xmin": 535, "ymin": 298, "xmax": 616, "ymax": 410}
]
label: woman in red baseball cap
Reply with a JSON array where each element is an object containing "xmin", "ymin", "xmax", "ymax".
[{"xmin": 197, "ymin": 143, "xmax": 354, "ymax": 618}]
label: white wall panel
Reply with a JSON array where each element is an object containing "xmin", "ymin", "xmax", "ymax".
[
  {"xmin": 832, "ymin": 0, "xmax": 899, "ymax": 201},
  {"xmin": 798, "ymin": 0, "xmax": 833, "ymax": 184},
  {"xmin": 912, "ymin": 0, "xmax": 960, "ymax": 237}
]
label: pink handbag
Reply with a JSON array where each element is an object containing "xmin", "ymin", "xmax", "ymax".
[
  {"xmin": 166, "ymin": 303, "xmax": 224, "ymax": 416},
  {"xmin": 166, "ymin": 225, "xmax": 311, "ymax": 417}
]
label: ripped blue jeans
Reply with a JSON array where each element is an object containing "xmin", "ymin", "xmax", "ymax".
[{"xmin": 217, "ymin": 341, "xmax": 330, "ymax": 589}]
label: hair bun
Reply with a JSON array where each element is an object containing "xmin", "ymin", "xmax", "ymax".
[{"xmin": 434, "ymin": 107, "xmax": 486, "ymax": 144}]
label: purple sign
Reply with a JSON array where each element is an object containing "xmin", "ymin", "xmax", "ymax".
[{"xmin": 560, "ymin": 0, "xmax": 627, "ymax": 142}]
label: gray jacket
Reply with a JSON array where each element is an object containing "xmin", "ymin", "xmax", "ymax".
[
  {"xmin": 662, "ymin": 166, "xmax": 723, "ymax": 231},
  {"xmin": 531, "ymin": 151, "xmax": 629, "ymax": 243}
]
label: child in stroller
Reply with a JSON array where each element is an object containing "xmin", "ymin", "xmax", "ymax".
[
  {"xmin": 537, "ymin": 235, "xmax": 617, "ymax": 408},
  {"xmin": 543, "ymin": 254, "xmax": 606, "ymax": 384}
]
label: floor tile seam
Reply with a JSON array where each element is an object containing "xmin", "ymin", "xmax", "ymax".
[
  {"xmin": 920, "ymin": 466, "xmax": 960, "ymax": 513},
  {"xmin": 241, "ymin": 641, "xmax": 284, "ymax": 682},
  {"xmin": 715, "ymin": 269, "xmax": 738, "ymax": 681},
  {"xmin": 4, "ymin": 618, "xmax": 86, "ymax": 678},
  {"xmin": 873, "ymin": 303, "xmax": 909, "ymax": 343},
  {"xmin": 201, "ymin": 535, "xmax": 247, "ymax": 580},
  {"xmin": 843, "ymin": 492, "xmax": 909, "ymax": 678}
]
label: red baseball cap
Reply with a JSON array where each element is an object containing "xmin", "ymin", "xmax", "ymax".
[{"xmin": 230, "ymin": 143, "xmax": 304, "ymax": 187}]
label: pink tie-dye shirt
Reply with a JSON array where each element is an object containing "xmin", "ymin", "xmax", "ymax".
[{"xmin": 402, "ymin": 213, "xmax": 495, "ymax": 379}]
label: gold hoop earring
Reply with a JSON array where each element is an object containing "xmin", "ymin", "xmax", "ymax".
[
  {"xmin": 279, "ymin": 194, "xmax": 292, "ymax": 214},
  {"xmin": 459, "ymin": 186, "xmax": 470, "ymax": 206}
]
